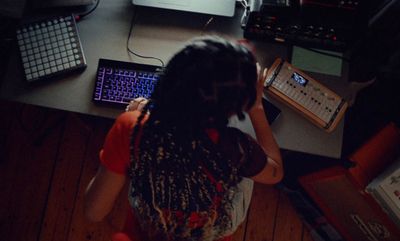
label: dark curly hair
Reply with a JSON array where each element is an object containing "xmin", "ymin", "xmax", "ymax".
[
  {"xmin": 129, "ymin": 36, "xmax": 258, "ymax": 241},
  {"xmin": 150, "ymin": 35, "xmax": 258, "ymax": 128}
]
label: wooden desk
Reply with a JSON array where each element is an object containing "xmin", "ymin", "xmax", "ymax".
[{"xmin": 0, "ymin": 0, "xmax": 350, "ymax": 158}]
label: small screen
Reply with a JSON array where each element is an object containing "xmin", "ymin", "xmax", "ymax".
[{"xmin": 291, "ymin": 72, "xmax": 308, "ymax": 86}]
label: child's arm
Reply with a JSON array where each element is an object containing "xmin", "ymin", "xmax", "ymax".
[
  {"xmin": 84, "ymin": 166, "xmax": 126, "ymax": 222},
  {"xmin": 84, "ymin": 97, "xmax": 149, "ymax": 222},
  {"xmin": 248, "ymin": 67, "xmax": 283, "ymax": 184}
]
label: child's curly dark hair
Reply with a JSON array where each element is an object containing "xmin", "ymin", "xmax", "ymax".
[{"xmin": 129, "ymin": 35, "xmax": 258, "ymax": 241}]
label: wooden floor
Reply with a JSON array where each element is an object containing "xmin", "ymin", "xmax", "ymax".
[{"xmin": 0, "ymin": 100, "xmax": 313, "ymax": 241}]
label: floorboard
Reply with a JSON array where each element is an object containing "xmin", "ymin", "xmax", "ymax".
[
  {"xmin": 39, "ymin": 113, "xmax": 93, "ymax": 241},
  {"xmin": 244, "ymin": 183, "xmax": 280, "ymax": 241},
  {"xmin": 302, "ymin": 224, "xmax": 315, "ymax": 241},
  {"xmin": 0, "ymin": 102, "xmax": 64, "ymax": 241},
  {"xmin": 273, "ymin": 191, "xmax": 303, "ymax": 241},
  {"xmin": 67, "ymin": 115, "xmax": 125, "ymax": 241},
  {"xmin": 0, "ymin": 100, "xmax": 309, "ymax": 241},
  {"xmin": 232, "ymin": 217, "xmax": 247, "ymax": 241}
]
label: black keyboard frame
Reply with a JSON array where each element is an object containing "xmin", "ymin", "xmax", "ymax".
[{"xmin": 93, "ymin": 58, "xmax": 163, "ymax": 108}]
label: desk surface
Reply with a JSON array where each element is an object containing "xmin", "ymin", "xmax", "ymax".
[{"xmin": 0, "ymin": 0, "xmax": 355, "ymax": 158}]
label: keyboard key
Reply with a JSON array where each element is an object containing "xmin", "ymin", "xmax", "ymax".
[{"xmin": 93, "ymin": 59, "xmax": 163, "ymax": 106}]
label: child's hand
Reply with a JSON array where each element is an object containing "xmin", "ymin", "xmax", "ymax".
[
  {"xmin": 125, "ymin": 97, "xmax": 149, "ymax": 112},
  {"xmin": 249, "ymin": 64, "xmax": 268, "ymax": 113}
]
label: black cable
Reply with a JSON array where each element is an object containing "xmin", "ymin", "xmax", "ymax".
[
  {"xmin": 126, "ymin": 6, "xmax": 165, "ymax": 67},
  {"xmin": 77, "ymin": 0, "xmax": 101, "ymax": 20}
]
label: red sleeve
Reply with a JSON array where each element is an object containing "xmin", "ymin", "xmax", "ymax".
[{"xmin": 100, "ymin": 111, "xmax": 140, "ymax": 175}]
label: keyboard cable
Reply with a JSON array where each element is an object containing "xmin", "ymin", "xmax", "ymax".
[{"xmin": 126, "ymin": 6, "xmax": 165, "ymax": 67}]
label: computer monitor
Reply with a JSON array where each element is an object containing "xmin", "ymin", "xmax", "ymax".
[{"xmin": 132, "ymin": 0, "xmax": 236, "ymax": 17}]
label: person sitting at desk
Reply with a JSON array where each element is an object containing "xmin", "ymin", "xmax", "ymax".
[{"xmin": 84, "ymin": 35, "xmax": 283, "ymax": 241}]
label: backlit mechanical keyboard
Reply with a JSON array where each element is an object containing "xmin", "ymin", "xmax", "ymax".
[{"xmin": 93, "ymin": 58, "xmax": 163, "ymax": 106}]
